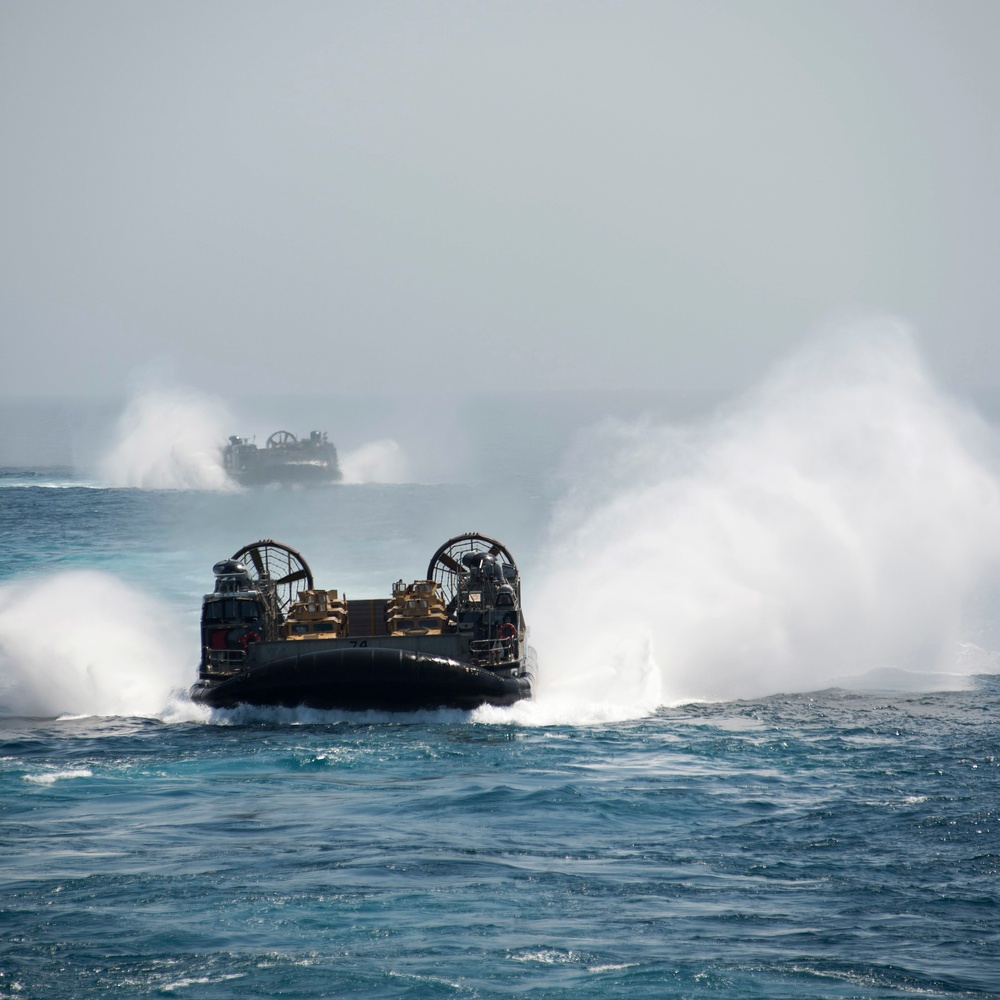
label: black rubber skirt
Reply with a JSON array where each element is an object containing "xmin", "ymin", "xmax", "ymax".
[{"xmin": 190, "ymin": 646, "xmax": 531, "ymax": 712}]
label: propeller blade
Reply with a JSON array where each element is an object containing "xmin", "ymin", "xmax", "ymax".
[
  {"xmin": 276, "ymin": 569, "xmax": 309, "ymax": 586},
  {"xmin": 438, "ymin": 553, "xmax": 462, "ymax": 574},
  {"xmin": 248, "ymin": 547, "xmax": 265, "ymax": 576}
]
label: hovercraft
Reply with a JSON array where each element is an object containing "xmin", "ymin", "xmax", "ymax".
[
  {"xmin": 222, "ymin": 430, "xmax": 341, "ymax": 486},
  {"xmin": 190, "ymin": 533, "xmax": 535, "ymax": 712}
]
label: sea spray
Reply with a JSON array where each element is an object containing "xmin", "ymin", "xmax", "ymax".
[
  {"xmin": 101, "ymin": 384, "xmax": 411, "ymax": 488},
  {"xmin": 0, "ymin": 571, "xmax": 195, "ymax": 718},
  {"xmin": 532, "ymin": 321, "xmax": 1000, "ymax": 708},
  {"xmin": 340, "ymin": 439, "xmax": 409, "ymax": 484},
  {"xmin": 99, "ymin": 386, "xmax": 236, "ymax": 490}
]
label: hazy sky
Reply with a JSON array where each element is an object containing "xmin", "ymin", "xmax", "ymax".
[{"xmin": 2, "ymin": 1, "xmax": 999, "ymax": 399}]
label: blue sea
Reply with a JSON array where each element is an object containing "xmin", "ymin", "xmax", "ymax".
[{"xmin": 2, "ymin": 359, "xmax": 1000, "ymax": 998}]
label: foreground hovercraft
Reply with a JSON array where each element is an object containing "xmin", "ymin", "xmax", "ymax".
[{"xmin": 190, "ymin": 533, "xmax": 535, "ymax": 712}]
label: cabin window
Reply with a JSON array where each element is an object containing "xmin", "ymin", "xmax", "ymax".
[{"xmin": 205, "ymin": 598, "xmax": 261, "ymax": 620}]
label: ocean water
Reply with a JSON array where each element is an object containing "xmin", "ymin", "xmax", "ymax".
[{"xmin": 3, "ymin": 336, "xmax": 1000, "ymax": 998}]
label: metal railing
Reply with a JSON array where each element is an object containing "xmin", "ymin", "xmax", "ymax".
[
  {"xmin": 469, "ymin": 637, "xmax": 518, "ymax": 667},
  {"xmin": 200, "ymin": 648, "xmax": 247, "ymax": 680}
]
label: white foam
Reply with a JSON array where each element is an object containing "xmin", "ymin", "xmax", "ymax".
[
  {"xmin": 23, "ymin": 768, "xmax": 93, "ymax": 784},
  {"xmin": 0, "ymin": 571, "xmax": 194, "ymax": 718}
]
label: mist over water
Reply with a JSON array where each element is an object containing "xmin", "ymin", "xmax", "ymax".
[
  {"xmin": 340, "ymin": 438, "xmax": 409, "ymax": 484},
  {"xmin": 532, "ymin": 323, "xmax": 1000, "ymax": 710},
  {"xmin": 98, "ymin": 387, "xmax": 235, "ymax": 490},
  {"xmin": 96, "ymin": 386, "xmax": 412, "ymax": 489}
]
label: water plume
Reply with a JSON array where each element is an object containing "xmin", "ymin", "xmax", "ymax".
[
  {"xmin": 0, "ymin": 571, "xmax": 196, "ymax": 719},
  {"xmin": 99, "ymin": 386, "xmax": 235, "ymax": 490},
  {"xmin": 532, "ymin": 320, "xmax": 1000, "ymax": 709},
  {"xmin": 340, "ymin": 439, "xmax": 409, "ymax": 484}
]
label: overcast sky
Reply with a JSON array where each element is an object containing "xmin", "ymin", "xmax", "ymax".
[{"xmin": 2, "ymin": 1, "xmax": 999, "ymax": 400}]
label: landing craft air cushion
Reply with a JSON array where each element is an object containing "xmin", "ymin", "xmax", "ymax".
[
  {"xmin": 222, "ymin": 430, "xmax": 341, "ymax": 485},
  {"xmin": 190, "ymin": 533, "xmax": 535, "ymax": 712}
]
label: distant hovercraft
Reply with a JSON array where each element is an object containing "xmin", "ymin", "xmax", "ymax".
[{"xmin": 222, "ymin": 430, "xmax": 341, "ymax": 485}]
